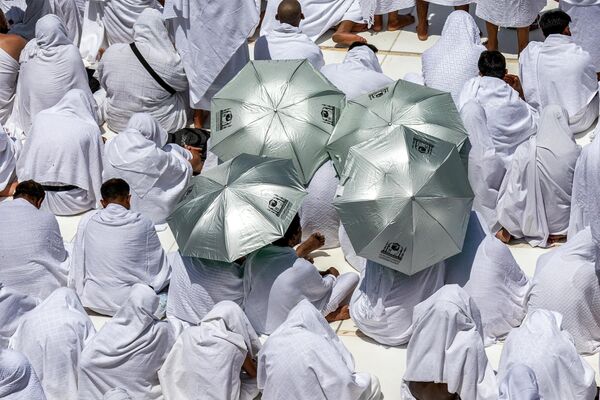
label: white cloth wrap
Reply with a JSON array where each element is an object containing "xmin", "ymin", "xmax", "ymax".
[
  {"xmin": 0, "ymin": 348, "xmax": 47, "ymax": 400},
  {"xmin": 0, "ymin": 283, "xmax": 37, "ymax": 348},
  {"xmin": 375, "ymin": 0, "xmax": 414, "ymax": 14},
  {"xmin": 0, "ymin": 123, "xmax": 17, "ymax": 191},
  {"xmin": 48, "ymin": 0, "xmax": 82, "ymax": 44},
  {"xmin": 8, "ymin": 0, "xmax": 51, "ymax": 40},
  {"xmin": 475, "ymin": 0, "xmax": 546, "ymax": 27},
  {"xmin": 561, "ymin": 2, "xmax": 600, "ymax": 72},
  {"xmin": 0, "ymin": 49, "xmax": 19, "ymax": 126}
]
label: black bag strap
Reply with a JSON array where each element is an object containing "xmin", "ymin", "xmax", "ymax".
[{"xmin": 130, "ymin": 42, "xmax": 176, "ymax": 96}]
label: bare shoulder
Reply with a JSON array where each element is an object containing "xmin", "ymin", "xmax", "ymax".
[{"xmin": 0, "ymin": 33, "xmax": 27, "ymax": 61}]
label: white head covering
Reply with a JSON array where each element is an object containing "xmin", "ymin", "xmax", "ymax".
[
  {"xmin": 0, "ymin": 124, "xmax": 16, "ymax": 191},
  {"xmin": 0, "ymin": 348, "xmax": 46, "ymax": 400},
  {"xmin": 0, "ymin": 283, "xmax": 37, "ymax": 348},
  {"xmin": 498, "ymin": 364, "xmax": 541, "ymax": 400},
  {"xmin": 102, "ymin": 388, "xmax": 132, "ymax": 400},
  {"xmin": 498, "ymin": 309, "xmax": 597, "ymax": 399},
  {"xmin": 102, "ymin": 0, "xmax": 158, "ymax": 45},
  {"xmin": 8, "ymin": 0, "xmax": 51, "ymax": 40},
  {"xmin": 422, "ymin": 11, "xmax": 485, "ymax": 103},
  {"xmin": 403, "ymin": 285, "xmax": 498, "ymax": 400},
  {"xmin": 159, "ymin": 301, "xmax": 262, "ymax": 400},
  {"xmin": 464, "ymin": 236, "xmax": 530, "ymax": 345},
  {"xmin": 9, "ymin": 288, "xmax": 95, "ymax": 400},
  {"xmin": 78, "ymin": 284, "xmax": 175, "ymax": 400},
  {"xmin": 258, "ymin": 299, "xmax": 383, "ymax": 400}
]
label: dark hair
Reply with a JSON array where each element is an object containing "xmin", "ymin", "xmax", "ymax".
[
  {"xmin": 272, "ymin": 214, "xmax": 301, "ymax": 247},
  {"xmin": 477, "ymin": 51, "xmax": 506, "ymax": 79},
  {"xmin": 349, "ymin": 41, "xmax": 379, "ymax": 54},
  {"xmin": 13, "ymin": 180, "xmax": 45, "ymax": 202},
  {"xmin": 540, "ymin": 10, "xmax": 571, "ymax": 37},
  {"xmin": 101, "ymin": 178, "xmax": 130, "ymax": 201}
]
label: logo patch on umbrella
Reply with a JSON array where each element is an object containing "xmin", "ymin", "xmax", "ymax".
[
  {"xmin": 368, "ymin": 87, "xmax": 389, "ymax": 100},
  {"xmin": 268, "ymin": 195, "xmax": 291, "ymax": 218},
  {"xmin": 380, "ymin": 242, "xmax": 407, "ymax": 264},
  {"xmin": 321, "ymin": 105, "xmax": 338, "ymax": 126},
  {"xmin": 412, "ymin": 137, "xmax": 434, "ymax": 155},
  {"xmin": 217, "ymin": 109, "xmax": 233, "ymax": 131}
]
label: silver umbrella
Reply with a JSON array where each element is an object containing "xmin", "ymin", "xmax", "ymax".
[
  {"xmin": 333, "ymin": 127, "xmax": 473, "ymax": 275},
  {"xmin": 168, "ymin": 154, "xmax": 307, "ymax": 262},
  {"xmin": 327, "ymin": 79, "xmax": 469, "ymax": 174},
  {"xmin": 210, "ymin": 59, "xmax": 345, "ymax": 184}
]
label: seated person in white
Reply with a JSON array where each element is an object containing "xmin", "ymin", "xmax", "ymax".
[
  {"xmin": 498, "ymin": 364, "xmax": 540, "ymax": 400},
  {"xmin": 459, "ymin": 50, "xmax": 538, "ymax": 167},
  {"xmin": 401, "ymin": 285, "xmax": 497, "ymax": 400},
  {"xmin": 527, "ymin": 226, "xmax": 600, "ymax": 354},
  {"xmin": 243, "ymin": 214, "xmax": 355, "ymax": 335},
  {"xmin": 70, "ymin": 178, "xmax": 171, "ymax": 316},
  {"xmin": 415, "ymin": 0, "xmax": 474, "ymax": 41},
  {"xmin": 103, "ymin": 113, "xmax": 200, "ymax": 225},
  {"xmin": 0, "ymin": 23, "xmax": 26, "ymax": 125},
  {"xmin": 561, "ymin": 0, "xmax": 600, "ymax": 74},
  {"xmin": 0, "ymin": 348, "xmax": 46, "ymax": 400},
  {"xmin": 495, "ymin": 105, "xmax": 581, "ymax": 246},
  {"xmin": 497, "ymin": 309, "xmax": 597, "ymax": 399},
  {"xmin": 0, "ymin": 282, "xmax": 37, "ymax": 348},
  {"xmin": 166, "ymin": 252, "xmax": 244, "ymax": 326},
  {"xmin": 520, "ymin": 9, "xmax": 599, "ymax": 134},
  {"xmin": 257, "ymin": 300, "xmax": 383, "ymax": 400},
  {"xmin": 260, "ymin": 0, "xmax": 369, "ymax": 46},
  {"xmin": 97, "ymin": 9, "xmax": 189, "ymax": 134},
  {"xmin": 78, "ymin": 284, "xmax": 175, "ymax": 400},
  {"xmin": 463, "ymin": 236, "xmax": 530, "ymax": 345},
  {"xmin": 16, "ymin": 89, "xmax": 103, "ymax": 216},
  {"xmin": 9, "ymin": 288, "xmax": 95, "ymax": 400},
  {"xmin": 349, "ymin": 259, "xmax": 445, "ymax": 347},
  {"xmin": 159, "ymin": 301, "xmax": 262, "ymax": 400},
  {"xmin": 0, "ymin": 122, "xmax": 18, "ymax": 197},
  {"xmin": 254, "ymin": 0, "xmax": 325, "ymax": 69},
  {"xmin": 0, "ymin": 180, "xmax": 69, "ymax": 300}
]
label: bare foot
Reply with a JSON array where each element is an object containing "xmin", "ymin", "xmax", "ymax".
[
  {"xmin": 332, "ymin": 32, "xmax": 367, "ymax": 46},
  {"xmin": 296, "ymin": 232, "xmax": 325, "ymax": 259},
  {"xmin": 495, "ymin": 228, "xmax": 512, "ymax": 244},
  {"xmin": 548, "ymin": 235, "xmax": 566, "ymax": 245},
  {"xmin": 416, "ymin": 23, "xmax": 428, "ymax": 41},
  {"xmin": 388, "ymin": 13, "xmax": 415, "ymax": 31},
  {"xmin": 352, "ymin": 23, "xmax": 369, "ymax": 33},
  {"xmin": 372, "ymin": 15, "xmax": 383, "ymax": 32},
  {"xmin": 326, "ymin": 305, "xmax": 351, "ymax": 322}
]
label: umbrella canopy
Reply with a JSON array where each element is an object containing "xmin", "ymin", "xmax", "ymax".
[
  {"xmin": 168, "ymin": 154, "xmax": 307, "ymax": 262},
  {"xmin": 333, "ymin": 127, "xmax": 473, "ymax": 275},
  {"xmin": 210, "ymin": 59, "xmax": 345, "ymax": 184},
  {"xmin": 327, "ymin": 79, "xmax": 469, "ymax": 174}
]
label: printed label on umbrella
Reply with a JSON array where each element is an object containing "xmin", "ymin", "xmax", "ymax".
[
  {"xmin": 217, "ymin": 108, "xmax": 233, "ymax": 131},
  {"xmin": 321, "ymin": 105, "xmax": 338, "ymax": 126},
  {"xmin": 268, "ymin": 195, "xmax": 291, "ymax": 218},
  {"xmin": 379, "ymin": 242, "xmax": 407, "ymax": 264},
  {"xmin": 412, "ymin": 137, "xmax": 434, "ymax": 155},
  {"xmin": 368, "ymin": 87, "xmax": 388, "ymax": 100}
]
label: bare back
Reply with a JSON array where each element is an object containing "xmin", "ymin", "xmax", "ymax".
[{"xmin": 0, "ymin": 33, "xmax": 26, "ymax": 61}]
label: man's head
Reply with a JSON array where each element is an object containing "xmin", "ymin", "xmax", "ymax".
[
  {"xmin": 276, "ymin": 0, "xmax": 303, "ymax": 27},
  {"xmin": 273, "ymin": 214, "xmax": 302, "ymax": 248},
  {"xmin": 540, "ymin": 10, "xmax": 571, "ymax": 37},
  {"xmin": 13, "ymin": 180, "xmax": 45, "ymax": 209},
  {"xmin": 349, "ymin": 41, "xmax": 379, "ymax": 54},
  {"xmin": 478, "ymin": 51, "xmax": 507, "ymax": 80},
  {"xmin": 100, "ymin": 178, "xmax": 131, "ymax": 209},
  {"xmin": 408, "ymin": 382, "xmax": 460, "ymax": 400}
]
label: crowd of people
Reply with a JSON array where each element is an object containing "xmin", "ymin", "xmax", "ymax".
[{"xmin": 0, "ymin": 0, "xmax": 599, "ymax": 398}]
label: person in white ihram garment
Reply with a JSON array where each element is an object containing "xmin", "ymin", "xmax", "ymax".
[
  {"xmin": 159, "ymin": 301, "xmax": 262, "ymax": 400},
  {"xmin": 520, "ymin": 9, "xmax": 599, "ymax": 134},
  {"xmin": 8, "ymin": 0, "xmax": 50, "ymax": 41},
  {"xmin": 254, "ymin": 0, "xmax": 325, "ymax": 69},
  {"xmin": 0, "ymin": 122, "xmax": 18, "ymax": 197},
  {"xmin": 415, "ymin": 0, "xmax": 474, "ymax": 41},
  {"xmin": 372, "ymin": 0, "xmax": 414, "ymax": 33},
  {"xmin": 0, "ymin": 13, "xmax": 25, "ymax": 126},
  {"xmin": 70, "ymin": 178, "xmax": 172, "ymax": 316},
  {"xmin": 0, "ymin": 282, "xmax": 37, "ymax": 348},
  {"xmin": 561, "ymin": 0, "xmax": 600, "ymax": 74},
  {"xmin": 9, "ymin": 288, "xmax": 95, "ymax": 400},
  {"xmin": 258, "ymin": 300, "xmax": 384, "ymax": 400},
  {"xmin": 0, "ymin": 348, "xmax": 47, "ymax": 400}
]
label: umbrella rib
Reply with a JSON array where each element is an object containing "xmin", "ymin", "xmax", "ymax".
[
  {"xmin": 274, "ymin": 61, "xmax": 307, "ymax": 110},
  {"xmin": 214, "ymin": 97, "xmax": 274, "ymax": 112},
  {"xmin": 257, "ymin": 113, "xmax": 278, "ymax": 156},
  {"xmin": 413, "ymin": 199, "xmax": 463, "ymax": 250},
  {"xmin": 278, "ymin": 89, "xmax": 344, "ymax": 111},
  {"xmin": 213, "ymin": 112, "xmax": 275, "ymax": 150},
  {"xmin": 277, "ymin": 114, "xmax": 306, "ymax": 179},
  {"xmin": 278, "ymin": 109, "xmax": 333, "ymax": 137},
  {"xmin": 228, "ymin": 187, "xmax": 284, "ymax": 233},
  {"xmin": 251, "ymin": 62, "xmax": 277, "ymax": 109}
]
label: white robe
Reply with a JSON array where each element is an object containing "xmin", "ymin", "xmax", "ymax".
[
  {"xmin": 261, "ymin": 0, "xmax": 365, "ymax": 42},
  {"xmin": 401, "ymin": 285, "xmax": 497, "ymax": 400},
  {"xmin": 0, "ymin": 198, "xmax": 69, "ymax": 300},
  {"xmin": 166, "ymin": 252, "xmax": 244, "ymax": 325},
  {"xmin": 0, "ymin": 125, "xmax": 17, "ymax": 191},
  {"xmin": 339, "ymin": 223, "xmax": 367, "ymax": 271},
  {"xmin": 78, "ymin": 285, "xmax": 175, "ymax": 400},
  {"xmin": 159, "ymin": 301, "xmax": 262, "ymax": 400},
  {"xmin": 9, "ymin": 14, "xmax": 91, "ymax": 135},
  {"xmin": 497, "ymin": 309, "xmax": 597, "ymax": 399},
  {"xmin": 16, "ymin": 89, "xmax": 103, "ymax": 216},
  {"xmin": 320, "ymin": 45, "xmax": 393, "ymax": 100},
  {"xmin": 70, "ymin": 203, "xmax": 171, "ymax": 316},
  {"xmin": 299, "ymin": 161, "xmax": 340, "ymax": 248},
  {"xmin": 8, "ymin": 0, "xmax": 51, "ymax": 40},
  {"xmin": 0, "ymin": 48, "xmax": 19, "ymax": 125},
  {"xmin": 349, "ymin": 260, "xmax": 445, "ymax": 346},
  {"xmin": 48, "ymin": 0, "xmax": 81, "ymax": 44},
  {"xmin": 102, "ymin": 389, "xmax": 132, "ymax": 400},
  {"xmin": 475, "ymin": 0, "xmax": 546, "ymax": 27},
  {"xmin": 496, "ymin": 106, "xmax": 580, "ymax": 247},
  {"xmin": 93, "ymin": 0, "xmax": 158, "ymax": 47},
  {"xmin": 498, "ymin": 364, "xmax": 541, "ymax": 400},
  {"xmin": 97, "ymin": 9, "xmax": 189, "ymax": 133},
  {"xmin": 562, "ymin": 1, "xmax": 600, "ymax": 73},
  {"xmin": 422, "ymin": 11, "xmax": 485, "ymax": 103},
  {"xmin": 102, "ymin": 113, "xmax": 192, "ymax": 225},
  {"xmin": 520, "ymin": 34, "xmax": 599, "ymax": 134},
  {"xmin": 427, "ymin": 0, "xmax": 474, "ymax": 5},
  {"xmin": 375, "ymin": 0, "xmax": 413, "ymax": 14},
  {"xmin": 458, "ymin": 76, "xmax": 538, "ymax": 166},
  {"xmin": 163, "ymin": 0, "xmax": 258, "ymax": 109},
  {"xmin": 258, "ymin": 300, "xmax": 383, "ymax": 400},
  {"xmin": 0, "ymin": 348, "xmax": 47, "ymax": 400},
  {"xmin": 0, "ymin": 283, "xmax": 37, "ymax": 348},
  {"xmin": 464, "ymin": 236, "xmax": 530, "ymax": 345},
  {"xmin": 254, "ymin": 23, "xmax": 325, "ymax": 70},
  {"xmin": 527, "ymin": 227, "xmax": 600, "ymax": 354},
  {"xmin": 9, "ymin": 288, "xmax": 95, "ymax": 400}
]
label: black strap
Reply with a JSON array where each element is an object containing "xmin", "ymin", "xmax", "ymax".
[
  {"xmin": 130, "ymin": 43, "xmax": 176, "ymax": 96},
  {"xmin": 42, "ymin": 184, "xmax": 78, "ymax": 192}
]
